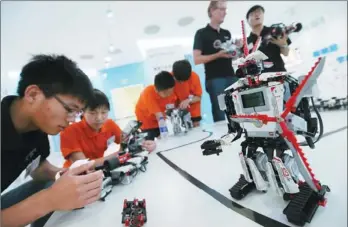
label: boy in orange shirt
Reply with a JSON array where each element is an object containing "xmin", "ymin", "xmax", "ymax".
[
  {"xmin": 172, "ymin": 60, "xmax": 203, "ymax": 127},
  {"xmin": 135, "ymin": 71, "xmax": 178, "ymax": 140},
  {"xmin": 60, "ymin": 89, "xmax": 155, "ymax": 168}
]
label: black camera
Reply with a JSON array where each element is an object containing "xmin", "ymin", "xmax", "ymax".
[
  {"xmin": 263, "ymin": 23, "xmax": 302, "ymax": 44},
  {"xmin": 235, "ymin": 60, "xmax": 264, "ymax": 78}
]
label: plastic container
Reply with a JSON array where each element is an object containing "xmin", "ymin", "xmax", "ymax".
[{"xmin": 158, "ymin": 116, "xmax": 169, "ymax": 139}]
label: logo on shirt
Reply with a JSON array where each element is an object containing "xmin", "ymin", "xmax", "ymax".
[
  {"xmin": 25, "ymin": 148, "xmax": 37, "ymax": 162},
  {"xmin": 213, "ymin": 39, "xmax": 222, "ymax": 49}
]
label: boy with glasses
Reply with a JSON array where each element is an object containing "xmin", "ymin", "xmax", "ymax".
[{"xmin": 1, "ymin": 54, "xmax": 104, "ymax": 227}]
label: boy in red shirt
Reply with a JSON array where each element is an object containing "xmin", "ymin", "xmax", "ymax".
[
  {"xmin": 60, "ymin": 89, "xmax": 155, "ymax": 168},
  {"xmin": 135, "ymin": 71, "xmax": 178, "ymax": 140},
  {"xmin": 172, "ymin": 60, "xmax": 203, "ymax": 127}
]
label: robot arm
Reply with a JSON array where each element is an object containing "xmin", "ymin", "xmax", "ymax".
[{"xmin": 121, "ymin": 120, "xmax": 148, "ymax": 154}]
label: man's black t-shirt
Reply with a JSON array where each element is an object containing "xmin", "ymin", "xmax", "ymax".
[
  {"xmin": 193, "ymin": 24, "xmax": 235, "ymax": 81},
  {"xmin": 1, "ymin": 95, "xmax": 50, "ymax": 192},
  {"xmin": 247, "ymin": 25, "xmax": 292, "ymax": 73}
]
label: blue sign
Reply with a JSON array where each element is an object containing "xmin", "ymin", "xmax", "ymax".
[
  {"xmin": 337, "ymin": 55, "xmax": 348, "ymax": 63},
  {"xmin": 321, "ymin": 48, "xmax": 329, "ymax": 55},
  {"xmin": 329, "ymin": 44, "xmax": 338, "ymax": 52},
  {"xmin": 313, "ymin": 43, "xmax": 339, "ymax": 57},
  {"xmin": 313, "ymin": 51, "xmax": 320, "ymax": 57}
]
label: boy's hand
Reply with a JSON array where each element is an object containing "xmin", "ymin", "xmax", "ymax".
[
  {"xmin": 48, "ymin": 161, "xmax": 103, "ymax": 210},
  {"xmin": 142, "ymin": 140, "xmax": 156, "ymax": 153},
  {"xmin": 179, "ymin": 99, "xmax": 191, "ymax": 109}
]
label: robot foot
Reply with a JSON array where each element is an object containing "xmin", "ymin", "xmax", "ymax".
[
  {"xmin": 229, "ymin": 174, "xmax": 256, "ymax": 200},
  {"xmin": 282, "ymin": 192, "xmax": 298, "ymax": 201},
  {"xmin": 283, "ymin": 182, "xmax": 330, "ymax": 226}
]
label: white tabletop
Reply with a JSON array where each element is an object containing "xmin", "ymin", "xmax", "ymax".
[
  {"xmin": 44, "ymin": 111, "xmax": 347, "ymax": 227},
  {"xmin": 44, "ymin": 125, "xmax": 261, "ymax": 227}
]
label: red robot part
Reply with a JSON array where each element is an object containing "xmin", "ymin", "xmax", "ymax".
[
  {"xmin": 251, "ymin": 36, "xmax": 262, "ymax": 53},
  {"xmin": 118, "ymin": 153, "xmax": 131, "ymax": 164},
  {"xmin": 278, "ymin": 121, "xmax": 321, "ymax": 191},
  {"xmin": 241, "ymin": 20, "xmax": 249, "ymax": 57},
  {"xmin": 282, "ymin": 57, "xmax": 323, "ymax": 118}
]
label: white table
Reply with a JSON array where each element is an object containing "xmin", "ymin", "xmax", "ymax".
[
  {"xmin": 44, "ymin": 126, "xmax": 261, "ymax": 227},
  {"xmin": 45, "ymin": 111, "xmax": 347, "ymax": 227}
]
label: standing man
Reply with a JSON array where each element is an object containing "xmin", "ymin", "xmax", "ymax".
[
  {"xmin": 193, "ymin": 0, "xmax": 239, "ymax": 122},
  {"xmin": 246, "ymin": 5, "xmax": 291, "ymax": 73}
]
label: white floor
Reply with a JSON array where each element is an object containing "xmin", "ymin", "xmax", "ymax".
[
  {"xmin": 4, "ymin": 110, "xmax": 347, "ymax": 227},
  {"xmin": 163, "ymin": 110, "xmax": 347, "ymax": 227}
]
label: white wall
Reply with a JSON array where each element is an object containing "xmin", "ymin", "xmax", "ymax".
[
  {"xmin": 138, "ymin": 37, "xmax": 193, "ymax": 86},
  {"xmin": 283, "ymin": 2, "xmax": 347, "ymax": 99}
]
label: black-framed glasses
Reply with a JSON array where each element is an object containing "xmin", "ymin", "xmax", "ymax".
[{"xmin": 54, "ymin": 95, "xmax": 83, "ymax": 117}]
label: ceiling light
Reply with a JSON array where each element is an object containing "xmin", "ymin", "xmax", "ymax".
[
  {"xmin": 108, "ymin": 44, "xmax": 115, "ymax": 53},
  {"xmin": 144, "ymin": 25, "xmax": 160, "ymax": 35},
  {"xmin": 104, "ymin": 56, "xmax": 112, "ymax": 62},
  {"xmin": 177, "ymin": 16, "xmax": 195, "ymax": 27},
  {"xmin": 106, "ymin": 9, "xmax": 113, "ymax": 18}
]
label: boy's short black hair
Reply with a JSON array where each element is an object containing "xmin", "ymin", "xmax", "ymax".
[
  {"xmin": 172, "ymin": 60, "xmax": 192, "ymax": 82},
  {"xmin": 246, "ymin": 5, "xmax": 265, "ymax": 19},
  {"xmin": 17, "ymin": 54, "xmax": 94, "ymax": 104},
  {"xmin": 85, "ymin": 88, "xmax": 110, "ymax": 111},
  {"xmin": 154, "ymin": 71, "xmax": 175, "ymax": 91}
]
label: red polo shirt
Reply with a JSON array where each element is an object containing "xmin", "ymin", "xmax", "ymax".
[
  {"xmin": 60, "ymin": 118, "xmax": 122, "ymax": 168},
  {"xmin": 173, "ymin": 71, "xmax": 202, "ymax": 118},
  {"xmin": 135, "ymin": 85, "xmax": 178, "ymax": 130}
]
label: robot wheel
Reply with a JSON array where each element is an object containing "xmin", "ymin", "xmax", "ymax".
[
  {"xmin": 229, "ymin": 174, "xmax": 256, "ymax": 200},
  {"xmin": 283, "ymin": 182, "xmax": 330, "ymax": 226}
]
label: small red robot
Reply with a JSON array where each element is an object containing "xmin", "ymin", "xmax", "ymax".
[{"xmin": 122, "ymin": 199, "xmax": 147, "ymax": 227}]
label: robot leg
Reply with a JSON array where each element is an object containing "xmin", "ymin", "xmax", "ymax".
[
  {"xmin": 239, "ymin": 152, "xmax": 252, "ymax": 183},
  {"xmin": 272, "ymin": 157, "xmax": 300, "ymax": 196},
  {"xmin": 229, "ymin": 145, "xmax": 256, "ymax": 200},
  {"xmin": 283, "ymin": 153, "xmax": 300, "ymax": 183},
  {"xmin": 260, "ymin": 147, "xmax": 283, "ymax": 196},
  {"xmin": 254, "ymin": 151, "xmax": 285, "ymax": 196},
  {"xmin": 246, "ymin": 154, "xmax": 268, "ymax": 192}
]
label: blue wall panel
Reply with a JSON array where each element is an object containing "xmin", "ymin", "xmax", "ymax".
[{"xmin": 99, "ymin": 62, "xmax": 145, "ymax": 119}]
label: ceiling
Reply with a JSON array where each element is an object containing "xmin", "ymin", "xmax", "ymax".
[{"xmin": 2, "ymin": 1, "xmax": 300, "ymax": 75}]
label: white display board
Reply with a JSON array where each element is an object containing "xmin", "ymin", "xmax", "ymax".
[
  {"xmin": 110, "ymin": 84, "xmax": 144, "ymax": 121},
  {"xmin": 143, "ymin": 45, "xmax": 186, "ymax": 85}
]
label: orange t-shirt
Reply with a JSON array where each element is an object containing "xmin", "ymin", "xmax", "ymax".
[
  {"xmin": 60, "ymin": 118, "xmax": 122, "ymax": 168},
  {"xmin": 135, "ymin": 85, "xmax": 178, "ymax": 130},
  {"xmin": 173, "ymin": 71, "xmax": 203, "ymax": 118}
]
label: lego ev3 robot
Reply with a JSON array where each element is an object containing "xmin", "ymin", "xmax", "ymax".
[
  {"xmin": 166, "ymin": 108, "xmax": 193, "ymax": 135},
  {"xmin": 201, "ymin": 21, "xmax": 330, "ymax": 226},
  {"xmin": 98, "ymin": 120, "xmax": 150, "ymax": 200}
]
